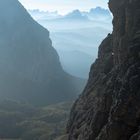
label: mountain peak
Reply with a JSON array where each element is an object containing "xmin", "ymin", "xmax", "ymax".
[
  {"xmin": 89, "ymin": 6, "xmax": 111, "ymax": 15},
  {"xmin": 65, "ymin": 9, "xmax": 88, "ymax": 20}
]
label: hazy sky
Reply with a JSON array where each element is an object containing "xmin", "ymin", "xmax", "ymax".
[{"xmin": 19, "ymin": 0, "xmax": 109, "ymax": 14}]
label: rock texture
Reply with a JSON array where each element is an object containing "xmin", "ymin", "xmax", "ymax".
[
  {"xmin": 67, "ymin": 0, "xmax": 140, "ymax": 139},
  {"xmin": 0, "ymin": 0, "xmax": 81, "ymax": 105}
]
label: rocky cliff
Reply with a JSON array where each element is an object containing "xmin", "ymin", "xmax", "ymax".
[
  {"xmin": 0, "ymin": 0, "xmax": 80, "ymax": 105},
  {"xmin": 67, "ymin": 0, "xmax": 140, "ymax": 139}
]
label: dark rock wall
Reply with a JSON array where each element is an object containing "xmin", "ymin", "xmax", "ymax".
[{"xmin": 67, "ymin": 0, "xmax": 140, "ymax": 139}]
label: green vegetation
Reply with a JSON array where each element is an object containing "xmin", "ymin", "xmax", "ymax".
[{"xmin": 0, "ymin": 100, "xmax": 73, "ymax": 140}]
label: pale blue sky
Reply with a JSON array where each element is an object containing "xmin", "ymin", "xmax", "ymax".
[{"xmin": 19, "ymin": 0, "xmax": 109, "ymax": 14}]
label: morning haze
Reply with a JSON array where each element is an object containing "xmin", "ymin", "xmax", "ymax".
[{"xmin": 0, "ymin": 0, "xmax": 123, "ymax": 140}]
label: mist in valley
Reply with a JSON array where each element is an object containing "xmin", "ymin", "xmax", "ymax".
[
  {"xmin": 0, "ymin": 0, "xmax": 112, "ymax": 139},
  {"xmin": 29, "ymin": 7, "xmax": 112, "ymax": 78}
]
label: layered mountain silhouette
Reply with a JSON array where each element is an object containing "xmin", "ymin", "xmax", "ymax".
[
  {"xmin": 29, "ymin": 7, "xmax": 112, "ymax": 79},
  {"xmin": 0, "ymin": 0, "xmax": 81, "ymax": 105},
  {"xmin": 29, "ymin": 7, "xmax": 111, "ymax": 22}
]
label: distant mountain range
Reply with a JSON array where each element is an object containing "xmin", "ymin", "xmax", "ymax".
[
  {"xmin": 28, "ymin": 7, "xmax": 112, "ymax": 22},
  {"xmin": 84, "ymin": 7, "xmax": 112, "ymax": 21},
  {"xmin": 28, "ymin": 9, "xmax": 61, "ymax": 20},
  {"xmin": 28, "ymin": 7, "xmax": 112, "ymax": 79}
]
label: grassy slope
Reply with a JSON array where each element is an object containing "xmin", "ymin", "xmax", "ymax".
[{"xmin": 0, "ymin": 100, "xmax": 73, "ymax": 140}]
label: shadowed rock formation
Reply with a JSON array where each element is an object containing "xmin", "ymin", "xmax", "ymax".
[
  {"xmin": 0, "ymin": 0, "xmax": 81, "ymax": 105},
  {"xmin": 67, "ymin": 0, "xmax": 140, "ymax": 139}
]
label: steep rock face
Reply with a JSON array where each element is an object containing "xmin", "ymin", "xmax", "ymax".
[
  {"xmin": 67, "ymin": 0, "xmax": 140, "ymax": 139},
  {"xmin": 0, "ymin": 0, "xmax": 79, "ymax": 105}
]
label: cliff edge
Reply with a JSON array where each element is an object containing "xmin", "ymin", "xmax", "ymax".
[{"xmin": 67, "ymin": 0, "xmax": 140, "ymax": 139}]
